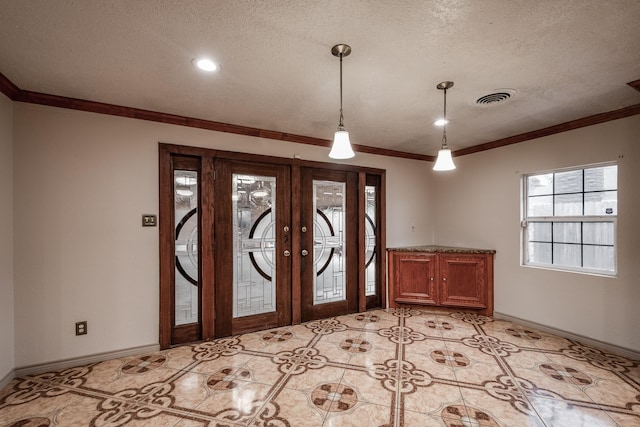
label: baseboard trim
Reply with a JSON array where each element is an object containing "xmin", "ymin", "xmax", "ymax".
[
  {"xmin": 0, "ymin": 368, "xmax": 15, "ymax": 389},
  {"xmin": 494, "ymin": 312, "xmax": 640, "ymax": 361},
  {"xmin": 14, "ymin": 343, "xmax": 160, "ymax": 378}
]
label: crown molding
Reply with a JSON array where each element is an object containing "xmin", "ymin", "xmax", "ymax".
[
  {"xmin": 453, "ymin": 102, "xmax": 640, "ymax": 157},
  {"xmin": 2, "ymin": 71, "xmax": 639, "ymax": 162},
  {"xmin": 0, "ymin": 72, "xmax": 431, "ymax": 162},
  {"xmin": 0, "ymin": 71, "xmax": 20, "ymax": 100}
]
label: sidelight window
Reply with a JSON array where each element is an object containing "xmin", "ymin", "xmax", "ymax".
[{"xmin": 174, "ymin": 170, "xmax": 199, "ymax": 325}]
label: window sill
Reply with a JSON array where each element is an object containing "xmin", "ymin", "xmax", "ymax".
[{"xmin": 520, "ymin": 263, "xmax": 617, "ymax": 278}]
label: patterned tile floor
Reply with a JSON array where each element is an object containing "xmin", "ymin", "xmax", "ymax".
[{"xmin": 1, "ymin": 308, "xmax": 639, "ymax": 426}]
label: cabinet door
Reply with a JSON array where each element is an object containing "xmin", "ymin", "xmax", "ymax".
[
  {"xmin": 439, "ymin": 255, "xmax": 487, "ymax": 308},
  {"xmin": 393, "ymin": 253, "xmax": 437, "ymax": 305}
]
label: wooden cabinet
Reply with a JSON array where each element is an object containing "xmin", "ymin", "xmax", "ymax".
[
  {"xmin": 388, "ymin": 248, "xmax": 494, "ymax": 316},
  {"xmin": 392, "ymin": 253, "xmax": 437, "ymax": 305}
]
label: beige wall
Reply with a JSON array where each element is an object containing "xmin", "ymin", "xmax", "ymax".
[
  {"xmin": 0, "ymin": 93, "xmax": 14, "ymax": 379},
  {"xmin": 433, "ymin": 115, "xmax": 640, "ymax": 353},
  {"xmin": 11, "ymin": 99, "xmax": 639, "ymax": 369},
  {"xmin": 12, "ymin": 102, "xmax": 434, "ymax": 367}
]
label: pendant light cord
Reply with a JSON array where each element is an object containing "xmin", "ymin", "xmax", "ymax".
[
  {"xmin": 441, "ymin": 87, "xmax": 448, "ymax": 149},
  {"xmin": 338, "ymin": 53, "xmax": 345, "ymax": 130}
]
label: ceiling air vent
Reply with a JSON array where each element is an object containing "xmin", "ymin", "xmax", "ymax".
[{"xmin": 475, "ymin": 89, "xmax": 517, "ymax": 106}]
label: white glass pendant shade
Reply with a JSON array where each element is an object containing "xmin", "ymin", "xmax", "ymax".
[
  {"xmin": 433, "ymin": 148, "xmax": 456, "ymax": 171},
  {"xmin": 329, "ymin": 130, "xmax": 355, "ymax": 159},
  {"xmin": 329, "ymin": 44, "xmax": 355, "ymax": 160}
]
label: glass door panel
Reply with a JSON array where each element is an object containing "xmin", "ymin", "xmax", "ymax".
[
  {"xmin": 232, "ymin": 174, "xmax": 278, "ymax": 317},
  {"xmin": 364, "ymin": 184, "xmax": 377, "ymax": 298},
  {"xmin": 174, "ymin": 170, "xmax": 199, "ymax": 326},
  {"xmin": 312, "ymin": 180, "xmax": 346, "ymax": 305}
]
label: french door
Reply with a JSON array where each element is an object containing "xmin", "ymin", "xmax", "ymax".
[
  {"xmin": 300, "ymin": 168, "xmax": 358, "ymax": 321},
  {"xmin": 159, "ymin": 145, "xmax": 385, "ymax": 348},
  {"xmin": 214, "ymin": 160, "xmax": 292, "ymax": 337}
]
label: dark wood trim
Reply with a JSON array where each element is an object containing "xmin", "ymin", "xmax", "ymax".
[
  {"xmin": 293, "ymin": 158, "xmax": 386, "ymax": 175},
  {"xmin": 213, "ymin": 158, "xmax": 232, "ymax": 338},
  {"xmin": 485, "ymin": 253, "xmax": 494, "ymax": 318},
  {"xmin": 160, "ymin": 143, "xmax": 388, "ymax": 176},
  {"xmin": 8, "ymin": 86, "xmax": 428, "ymax": 161},
  {"xmin": 158, "ymin": 145, "xmax": 173, "ymax": 349},
  {"xmin": 172, "ymin": 324, "xmax": 200, "ymax": 345},
  {"xmin": 454, "ymin": 103, "xmax": 640, "ymax": 157},
  {"xmin": 158, "ymin": 143, "xmax": 215, "ymax": 158},
  {"xmin": 628, "ymin": 79, "xmax": 640, "ymax": 93},
  {"xmin": 0, "ymin": 72, "xmax": 20, "ymax": 100},
  {"xmin": 290, "ymin": 164, "xmax": 302, "ymax": 324},
  {"xmin": 379, "ymin": 171, "xmax": 387, "ymax": 309},
  {"xmin": 200, "ymin": 156, "xmax": 215, "ymax": 341},
  {"xmin": 354, "ymin": 145, "xmax": 431, "ymax": 161}
]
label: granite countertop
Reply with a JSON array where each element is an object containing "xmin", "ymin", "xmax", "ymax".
[{"xmin": 387, "ymin": 245, "xmax": 496, "ymax": 254}]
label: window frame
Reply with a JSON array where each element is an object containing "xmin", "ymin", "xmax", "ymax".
[{"xmin": 521, "ymin": 162, "xmax": 618, "ymax": 277}]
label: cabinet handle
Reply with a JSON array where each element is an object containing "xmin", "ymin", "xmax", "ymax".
[
  {"xmin": 430, "ymin": 277, "xmax": 434, "ymax": 281},
  {"xmin": 442, "ymin": 277, "xmax": 447, "ymax": 281}
]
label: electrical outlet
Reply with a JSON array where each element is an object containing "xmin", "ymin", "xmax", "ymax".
[{"xmin": 76, "ymin": 321, "xmax": 88, "ymax": 336}]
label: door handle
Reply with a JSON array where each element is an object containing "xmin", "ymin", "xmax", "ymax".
[
  {"xmin": 301, "ymin": 249, "xmax": 309, "ymax": 257},
  {"xmin": 284, "ymin": 250, "xmax": 291, "ymax": 257}
]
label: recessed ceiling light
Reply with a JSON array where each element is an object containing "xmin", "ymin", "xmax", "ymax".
[
  {"xmin": 192, "ymin": 57, "xmax": 218, "ymax": 72},
  {"xmin": 434, "ymin": 118, "xmax": 448, "ymax": 126}
]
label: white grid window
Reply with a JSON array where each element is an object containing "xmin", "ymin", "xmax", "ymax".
[{"xmin": 522, "ymin": 164, "xmax": 617, "ymax": 275}]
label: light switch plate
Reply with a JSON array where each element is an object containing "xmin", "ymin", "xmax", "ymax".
[{"xmin": 142, "ymin": 214, "xmax": 157, "ymax": 227}]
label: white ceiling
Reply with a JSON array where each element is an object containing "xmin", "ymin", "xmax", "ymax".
[{"xmin": 1, "ymin": 0, "xmax": 639, "ymax": 156}]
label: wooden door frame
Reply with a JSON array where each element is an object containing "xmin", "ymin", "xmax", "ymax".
[{"xmin": 159, "ymin": 143, "xmax": 387, "ymax": 348}]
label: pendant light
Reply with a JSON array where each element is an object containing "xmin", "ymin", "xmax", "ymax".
[
  {"xmin": 433, "ymin": 81, "xmax": 456, "ymax": 171},
  {"xmin": 328, "ymin": 44, "xmax": 355, "ymax": 159}
]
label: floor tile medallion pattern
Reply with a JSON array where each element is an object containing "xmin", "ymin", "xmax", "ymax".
[{"xmin": 1, "ymin": 308, "xmax": 639, "ymax": 426}]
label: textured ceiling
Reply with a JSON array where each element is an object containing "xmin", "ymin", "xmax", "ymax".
[{"xmin": 1, "ymin": 0, "xmax": 639, "ymax": 156}]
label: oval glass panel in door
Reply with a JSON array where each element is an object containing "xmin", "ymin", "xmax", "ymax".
[
  {"xmin": 313, "ymin": 180, "xmax": 346, "ymax": 304},
  {"xmin": 174, "ymin": 170, "xmax": 198, "ymax": 326},
  {"xmin": 233, "ymin": 174, "xmax": 277, "ymax": 318}
]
